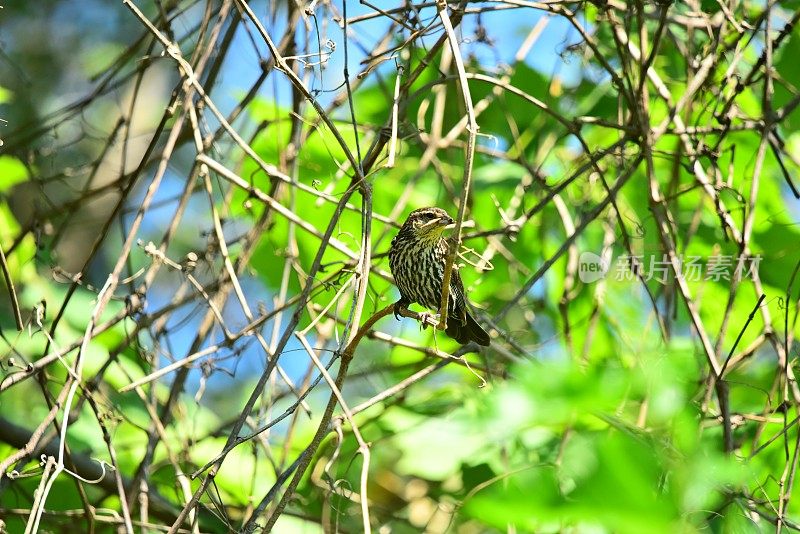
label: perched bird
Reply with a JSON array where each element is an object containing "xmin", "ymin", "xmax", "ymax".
[{"xmin": 389, "ymin": 207, "xmax": 491, "ymax": 346}]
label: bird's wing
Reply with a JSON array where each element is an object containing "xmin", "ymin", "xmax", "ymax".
[{"xmin": 449, "ymin": 267, "xmax": 468, "ymax": 323}]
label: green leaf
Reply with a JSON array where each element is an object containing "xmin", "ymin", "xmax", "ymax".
[{"xmin": 0, "ymin": 156, "xmax": 29, "ymax": 192}]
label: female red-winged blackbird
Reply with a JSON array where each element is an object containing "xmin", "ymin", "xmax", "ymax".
[{"xmin": 389, "ymin": 207, "xmax": 491, "ymax": 346}]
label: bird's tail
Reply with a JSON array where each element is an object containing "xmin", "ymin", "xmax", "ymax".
[{"xmin": 446, "ymin": 311, "xmax": 491, "ymax": 346}]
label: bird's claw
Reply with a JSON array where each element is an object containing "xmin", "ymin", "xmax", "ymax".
[
  {"xmin": 417, "ymin": 312, "xmax": 440, "ymax": 330},
  {"xmin": 393, "ymin": 301, "xmax": 439, "ymax": 330},
  {"xmin": 393, "ymin": 300, "xmax": 409, "ymax": 321}
]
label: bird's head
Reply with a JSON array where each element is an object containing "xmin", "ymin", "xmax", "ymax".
[{"xmin": 401, "ymin": 207, "xmax": 455, "ymax": 243}]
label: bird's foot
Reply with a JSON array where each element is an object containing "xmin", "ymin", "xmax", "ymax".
[
  {"xmin": 417, "ymin": 312, "xmax": 440, "ymax": 330},
  {"xmin": 393, "ymin": 299, "xmax": 411, "ymax": 321}
]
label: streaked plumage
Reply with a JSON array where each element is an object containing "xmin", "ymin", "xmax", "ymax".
[{"xmin": 389, "ymin": 207, "xmax": 490, "ymax": 346}]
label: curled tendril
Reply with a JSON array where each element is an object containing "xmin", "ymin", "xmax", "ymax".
[
  {"xmin": 458, "ymin": 246, "xmax": 494, "ymax": 272},
  {"xmin": 64, "ymin": 459, "xmax": 115, "ymax": 484}
]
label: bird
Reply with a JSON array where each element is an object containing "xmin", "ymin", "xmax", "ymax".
[{"xmin": 389, "ymin": 207, "xmax": 491, "ymax": 346}]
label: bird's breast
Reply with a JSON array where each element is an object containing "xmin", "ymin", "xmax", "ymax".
[{"xmin": 389, "ymin": 235, "xmax": 449, "ymax": 310}]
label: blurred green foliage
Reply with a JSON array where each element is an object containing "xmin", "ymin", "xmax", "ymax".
[{"xmin": 2, "ymin": 1, "xmax": 800, "ymax": 532}]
